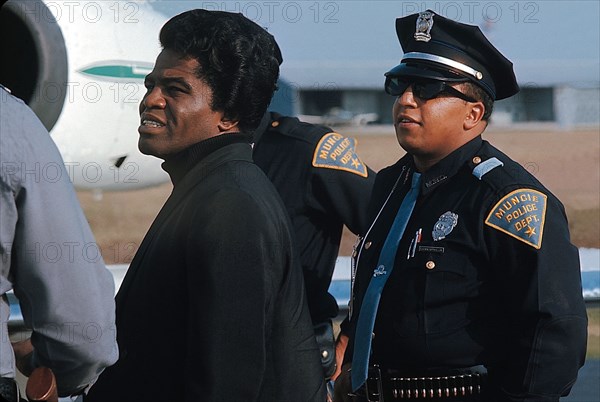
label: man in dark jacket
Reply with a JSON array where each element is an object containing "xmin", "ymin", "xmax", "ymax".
[{"xmin": 86, "ymin": 9, "xmax": 325, "ymax": 402}]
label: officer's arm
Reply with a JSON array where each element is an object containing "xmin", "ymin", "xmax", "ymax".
[
  {"xmin": 485, "ymin": 191, "xmax": 587, "ymax": 400},
  {"xmin": 309, "ymin": 133, "xmax": 376, "ymax": 235},
  {"xmin": 331, "ymin": 333, "xmax": 349, "ymax": 381}
]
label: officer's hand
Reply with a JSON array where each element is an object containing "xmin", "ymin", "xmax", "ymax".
[
  {"xmin": 332, "ymin": 362, "xmax": 353, "ymax": 402},
  {"xmin": 331, "ymin": 333, "xmax": 349, "ymax": 381},
  {"xmin": 12, "ymin": 338, "xmax": 34, "ymax": 376}
]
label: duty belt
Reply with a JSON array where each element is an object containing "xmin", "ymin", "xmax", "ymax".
[{"xmin": 362, "ymin": 365, "xmax": 487, "ymax": 401}]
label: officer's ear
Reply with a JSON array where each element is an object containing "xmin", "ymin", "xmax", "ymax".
[{"xmin": 463, "ymin": 101, "xmax": 485, "ymax": 131}]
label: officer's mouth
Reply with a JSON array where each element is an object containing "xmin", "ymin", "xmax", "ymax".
[{"xmin": 396, "ymin": 115, "xmax": 422, "ymax": 128}]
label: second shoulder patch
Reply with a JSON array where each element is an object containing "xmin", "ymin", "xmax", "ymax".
[
  {"xmin": 312, "ymin": 132, "xmax": 368, "ymax": 177},
  {"xmin": 485, "ymin": 189, "xmax": 547, "ymax": 249}
]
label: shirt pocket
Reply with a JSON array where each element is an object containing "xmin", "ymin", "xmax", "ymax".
[{"xmin": 417, "ymin": 243, "xmax": 470, "ymax": 333}]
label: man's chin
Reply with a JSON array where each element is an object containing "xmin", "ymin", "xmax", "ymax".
[
  {"xmin": 395, "ymin": 138, "xmax": 418, "ymax": 155},
  {"xmin": 138, "ymin": 139, "xmax": 166, "ymax": 160}
]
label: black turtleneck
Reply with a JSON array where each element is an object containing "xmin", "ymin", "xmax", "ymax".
[{"xmin": 161, "ymin": 132, "xmax": 252, "ymax": 186}]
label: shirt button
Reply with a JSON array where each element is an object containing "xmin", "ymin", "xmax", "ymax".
[
  {"xmin": 472, "ymin": 156, "xmax": 482, "ymax": 164},
  {"xmin": 271, "ymin": 121, "xmax": 280, "ymax": 127},
  {"xmin": 425, "ymin": 260, "xmax": 436, "ymax": 270},
  {"xmin": 364, "ymin": 241, "xmax": 372, "ymax": 249}
]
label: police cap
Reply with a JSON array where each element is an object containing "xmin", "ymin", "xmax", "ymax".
[{"xmin": 386, "ymin": 10, "xmax": 519, "ymax": 100}]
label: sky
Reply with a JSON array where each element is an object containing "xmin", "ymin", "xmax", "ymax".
[{"xmin": 148, "ymin": 0, "xmax": 600, "ymax": 88}]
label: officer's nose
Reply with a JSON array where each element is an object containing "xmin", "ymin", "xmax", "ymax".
[
  {"xmin": 393, "ymin": 86, "xmax": 418, "ymax": 117},
  {"xmin": 396, "ymin": 85, "xmax": 418, "ymax": 107}
]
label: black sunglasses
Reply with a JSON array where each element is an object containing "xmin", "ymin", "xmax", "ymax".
[{"xmin": 385, "ymin": 77, "xmax": 477, "ymax": 103}]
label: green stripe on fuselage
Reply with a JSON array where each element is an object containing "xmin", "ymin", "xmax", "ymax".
[{"xmin": 80, "ymin": 65, "xmax": 149, "ymax": 80}]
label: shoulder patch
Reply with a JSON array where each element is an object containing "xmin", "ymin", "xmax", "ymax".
[
  {"xmin": 312, "ymin": 133, "xmax": 368, "ymax": 177},
  {"xmin": 485, "ymin": 189, "xmax": 547, "ymax": 249}
]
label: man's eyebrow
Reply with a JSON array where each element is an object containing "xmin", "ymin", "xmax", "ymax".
[
  {"xmin": 145, "ymin": 74, "xmax": 193, "ymax": 90},
  {"xmin": 159, "ymin": 77, "xmax": 193, "ymax": 90}
]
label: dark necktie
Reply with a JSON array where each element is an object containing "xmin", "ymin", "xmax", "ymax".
[{"xmin": 351, "ymin": 171, "xmax": 421, "ymax": 391}]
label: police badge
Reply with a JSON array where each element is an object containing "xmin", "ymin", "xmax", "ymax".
[
  {"xmin": 414, "ymin": 11, "xmax": 434, "ymax": 42},
  {"xmin": 432, "ymin": 211, "xmax": 458, "ymax": 241}
]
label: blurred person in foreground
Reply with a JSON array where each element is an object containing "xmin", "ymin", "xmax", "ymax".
[
  {"xmin": 85, "ymin": 9, "xmax": 325, "ymax": 402},
  {"xmin": 253, "ymin": 109, "xmax": 375, "ymax": 382},
  {"xmin": 335, "ymin": 10, "xmax": 587, "ymax": 401},
  {"xmin": 0, "ymin": 84, "xmax": 118, "ymax": 401}
]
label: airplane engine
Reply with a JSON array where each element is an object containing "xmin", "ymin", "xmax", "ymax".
[{"xmin": 0, "ymin": 0, "xmax": 68, "ymax": 132}]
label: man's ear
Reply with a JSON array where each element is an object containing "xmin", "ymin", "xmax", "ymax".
[
  {"xmin": 218, "ymin": 117, "xmax": 239, "ymax": 132},
  {"xmin": 464, "ymin": 101, "xmax": 485, "ymax": 131}
]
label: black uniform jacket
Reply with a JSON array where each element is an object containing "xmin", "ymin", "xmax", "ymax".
[
  {"xmin": 346, "ymin": 136, "xmax": 587, "ymax": 400},
  {"xmin": 87, "ymin": 134, "xmax": 326, "ymax": 402},
  {"xmin": 253, "ymin": 112, "xmax": 375, "ymax": 323}
]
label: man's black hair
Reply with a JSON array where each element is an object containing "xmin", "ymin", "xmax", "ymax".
[
  {"xmin": 462, "ymin": 82, "xmax": 494, "ymax": 121},
  {"xmin": 159, "ymin": 10, "xmax": 281, "ymax": 131}
]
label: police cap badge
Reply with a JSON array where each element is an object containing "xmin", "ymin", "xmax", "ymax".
[{"xmin": 414, "ymin": 11, "xmax": 434, "ymax": 42}]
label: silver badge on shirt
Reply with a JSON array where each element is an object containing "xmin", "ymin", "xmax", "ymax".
[{"xmin": 432, "ymin": 211, "xmax": 458, "ymax": 241}]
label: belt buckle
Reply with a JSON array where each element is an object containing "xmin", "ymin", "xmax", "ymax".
[{"xmin": 365, "ymin": 365, "xmax": 384, "ymax": 402}]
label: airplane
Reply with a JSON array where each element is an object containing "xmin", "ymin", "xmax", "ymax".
[
  {"xmin": 0, "ymin": 0, "xmax": 170, "ymax": 190},
  {"xmin": 299, "ymin": 108, "xmax": 379, "ymax": 127}
]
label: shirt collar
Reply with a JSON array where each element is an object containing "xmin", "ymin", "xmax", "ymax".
[{"xmin": 418, "ymin": 136, "xmax": 483, "ymax": 195}]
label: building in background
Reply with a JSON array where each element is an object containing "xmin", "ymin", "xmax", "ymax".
[
  {"xmin": 270, "ymin": 67, "xmax": 599, "ymax": 128},
  {"xmin": 263, "ymin": 1, "xmax": 599, "ymax": 129}
]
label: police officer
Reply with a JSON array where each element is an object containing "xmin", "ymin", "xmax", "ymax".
[
  {"xmin": 336, "ymin": 11, "xmax": 587, "ymax": 401},
  {"xmin": 253, "ymin": 111, "xmax": 375, "ymax": 379}
]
